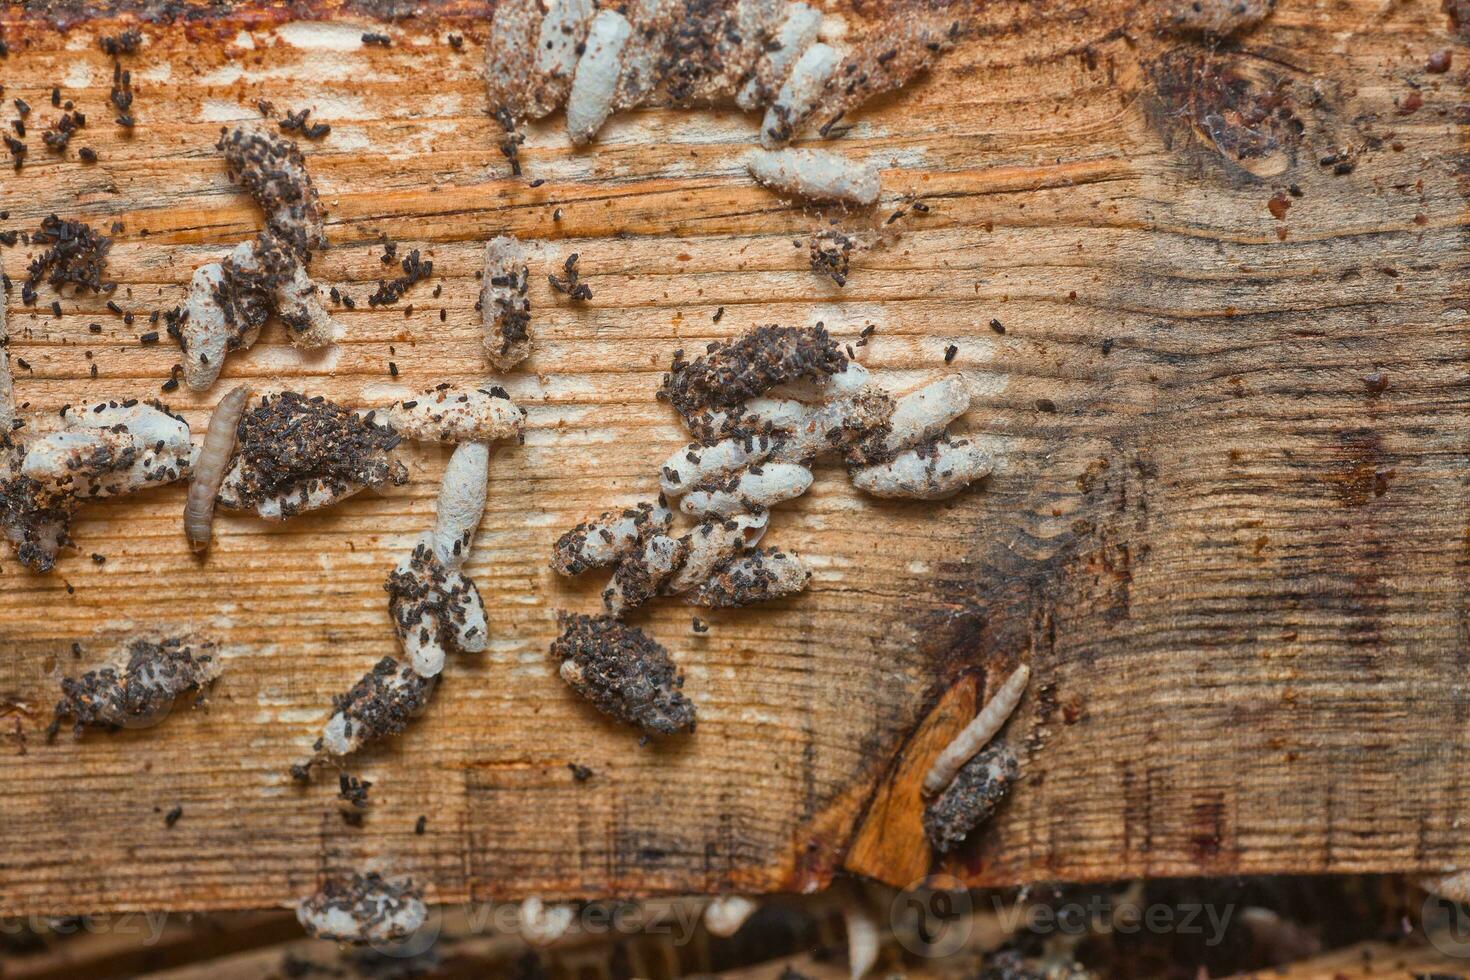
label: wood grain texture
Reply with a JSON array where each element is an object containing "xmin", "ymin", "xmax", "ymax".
[{"xmin": 1, "ymin": 0, "xmax": 1469, "ymax": 914}]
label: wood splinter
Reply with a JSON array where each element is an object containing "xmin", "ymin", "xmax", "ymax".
[{"xmin": 922, "ymin": 663, "xmax": 1029, "ymax": 797}]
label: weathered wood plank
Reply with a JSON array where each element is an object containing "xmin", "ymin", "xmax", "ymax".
[{"xmin": 1, "ymin": 0, "xmax": 1468, "ymax": 914}]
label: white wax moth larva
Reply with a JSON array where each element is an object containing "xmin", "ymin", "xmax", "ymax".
[
  {"xmin": 0, "ymin": 264, "xmax": 12, "ymax": 438},
  {"xmin": 551, "ymin": 499, "xmax": 673, "ymax": 575},
  {"xmin": 747, "ymin": 148, "xmax": 881, "ymax": 206},
  {"xmin": 481, "ymin": 237, "xmax": 532, "ymax": 371},
  {"xmin": 866, "ymin": 374, "xmax": 972, "ymax": 461},
  {"xmin": 26, "ymin": 400, "xmax": 193, "ymax": 498},
  {"xmin": 185, "ymin": 385, "xmax": 251, "ymax": 554},
  {"xmin": 843, "ymin": 900, "xmax": 880, "ymax": 980},
  {"xmin": 533, "ymin": 0, "xmax": 596, "ymax": 118},
  {"xmin": 767, "ymin": 361, "xmax": 870, "ymax": 402},
  {"xmin": 665, "ymin": 511, "xmax": 768, "ymax": 594},
  {"xmin": 737, "ymin": 2, "xmax": 822, "ymax": 111},
  {"xmin": 922, "ymin": 663, "xmax": 1030, "ymax": 797},
  {"xmin": 761, "ymin": 41, "xmax": 841, "ymax": 148},
  {"xmin": 51, "ymin": 632, "xmax": 223, "ymax": 736},
  {"xmin": 659, "ymin": 433, "xmax": 782, "ymax": 497},
  {"xmin": 297, "ymin": 873, "xmax": 427, "ymax": 944},
  {"xmin": 679, "ymin": 462, "xmax": 813, "ymax": 517},
  {"xmin": 566, "ymin": 10, "xmax": 633, "ymax": 145},
  {"xmin": 704, "ymin": 895, "xmax": 758, "ymax": 938},
  {"xmin": 376, "ymin": 385, "xmax": 526, "ymax": 444},
  {"xmin": 687, "ymin": 547, "xmax": 811, "ymax": 608},
  {"xmin": 318, "ymin": 657, "xmax": 438, "ymax": 757},
  {"xmin": 519, "ymin": 896, "xmax": 576, "ymax": 945},
  {"xmin": 850, "ymin": 437, "xmax": 993, "ymax": 500}
]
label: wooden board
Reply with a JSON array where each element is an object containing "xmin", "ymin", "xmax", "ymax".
[{"xmin": 1, "ymin": 0, "xmax": 1469, "ymax": 914}]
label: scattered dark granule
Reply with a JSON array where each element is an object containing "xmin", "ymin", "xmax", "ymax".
[
  {"xmin": 256, "ymin": 98, "xmax": 275, "ymax": 117},
  {"xmin": 368, "ymin": 250, "xmax": 432, "ymax": 306},
  {"xmin": 279, "ymin": 107, "xmax": 331, "ymax": 140},
  {"xmin": 4, "ymin": 133, "xmax": 27, "ymax": 170},
  {"xmin": 808, "ymin": 230, "xmax": 854, "ymax": 286},
  {"xmin": 528, "ymin": 178, "xmax": 546, "ymax": 188},
  {"xmin": 691, "ymin": 616, "xmax": 709, "ymax": 634},
  {"xmin": 1035, "ymin": 398, "xmax": 1057, "ymax": 413},
  {"xmin": 1428, "ymin": 50, "xmax": 1453, "ymax": 73},
  {"xmin": 550, "ymin": 612, "xmax": 696, "ymax": 736},
  {"xmin": 91, "ymin": 553, "xmax": 106, "ymax": 564},
  {"xmin": 380, "ymin": 240, "xmax": 397, "ymax": 264},
  {"xmin": 494, "ymin": 106, "xmax": 525, "ymax": 177},
  {"xmin": 553, "ymin": 207, "xmax": 563, "ymax": 221},
  {"xmin": 164, "ymin": 805, "xmax": 183, "ymax": 827},
  {"xmin": 341, "ymin": 810, "xmax": 364, "ymax": 827},
  {"xmin": 289, "ymin": 762, "xmax": 311, "ymax": 782},
  {"xmin": 1362, "ymin": 370, "xmax": 1389, "ymax": 394},
  {"xmin": 989, "ymin": 318, "xmax": 1005, "ymax": 335},
  {"xmin": 161, "ymin": 376, "xmax": 179, "ymax": 393},
  {"xmin": 139, "ymin": 331, "xmax": 159, "ymax": 345},
  {"xmin": 362, "ymin": 32, "xmax": 393, "ymax": 46},
  {"xmin": 923, "ymin": 742, "xmax": 1019, "ymax": 853},
  {"xmin": 944, "ymin": 344, "xmax": 958, "ymax": 364},
  {"xmin": 228, "ymin": 391, "xmax": 406, "ymax": 513},
  {"xmin": 568, "ymin": 762, "xmax": 594, "ymax": 782},
  {"xmin": 11, "ymin": 119, "xmax": 24, "ymax": 137},
  {"xmin": 51, "ymin": 634, "xmax": 220, "ymax": 737},
  {"xmin": 88, "ymin": 322, "xmax": 102, "ymax": 333},
  {"xmin": 23, "ymin": 215, "xmax": 113, "ymax": 302},
  {"xmin": 547, "ymin": 252, "xmax": 592, "ymax": 301},
  {"xmin": 78, "ymin": 146, "xmax": 97, "ymax": 163},
  {"xmin": 329, "ymin": 657, "xmax": 435, "ymax": 750},
  {"xmin": 0, "ymin": 39, "xmax": 8, "ymax": 58},
  {"xmin": 14, "ymin": 98, "xmax": 29, "ymax": 116},
  {"xmin": 50, "ymin": 87, "xmax": 60, "ymax": 108},
  {"xmin": 338, "ymin": 772, "xmax": 373, "ymax": 809},
  {"xmin": 0, "ymin": 230, "xmax": 16, "ymax": 247},
  {"xmin": 414, "ymin": 815, "xmax": 427, "ymax": 834},
  {"xmin": 660, "ymin": 323, "xmax": 847, "ymax": 420},
  {"xmin": 447, "ymin": 33, "xmax": 463, "ymax": 49},
  {"xmin": 99, "ymin": 29, "xmax": 142, "ymax": 56},
  {"xmin": 110, "ymin": 62, "xmax": 134, "ymax": 127},
  {"xmin": 42, "ymin": 109, "xmax": 85, "ymax": 153},
  {"xmin": 388, "ymin": 361, "xmax": 398, "ymax": 377},
  {"xmin": 712, "ymin": 307, "xmax": 724, "ymax": 323}
]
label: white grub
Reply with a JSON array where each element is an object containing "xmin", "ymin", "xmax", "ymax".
[
  {"xmin": 317, "ymin": 656, "xmax": 438, "ymax": 757},
  {"xmin": 387, "ymin": 531, "xmax": 488, "ymax": 678},
  {"xmin": 566, "ymin": 10, "xmax": 633, "ymax": 145},
  {"xmin": 185, "ymin": 385, "xmax": 251, "ymax": 554},
  {"xmin": 866, "ymin": 375, "xmax": 972, "ymax": 461},
  {"xmin": 659, "ymin": 433, "xmax": 782, "ymax": 497},
  {"xmin": 922, "ymin": 664, "xmax": 1030, "ymax": 797},
  {"xmin": 519, "ymin": 896, "xmax": 576, "ymax": 946},
  {"xmin": 532, "ymin": 0, "xmax": 597, "ymax": 118},
  {"xmin": 485, "ymin": 0, "xmax": 543, "ymax": 121},
  {"xmin": 481, "ymin": 237, "xmax": 533, "ymax": 371},
  {"xmin": 704, "ymin": 895, "xmax": 758, "ymax": 938},
  {"xmin": 747, "ymin": 148, "xmax": 881, "ymax": 206},
  {"xmin": 737, "ymin": 2, "xmax": 822, "ymax": 111},
  {"xmin": 432, "ymin": 441, "xmax": 489, "ymax": 567},
  {"xmin": 761, "ymin": 41, "xmax": 841, "ymax": 147},
  {"xmin": 376, "ymin": 384, "xmax": 525, "ymax": 444},
  {"xmin": 767, "ymin": 361, "xmax": 870, "ymax": 402},
  {"xmin": 297, "ymin": 873, "xmax": 427, "ymax": 944},
  {"xmin": 26, "ymin": 400, "xmax": 192, "ymax": 499},
  {"xmin": 680, "ymin": 462, "xmax": 812, "ymax": 517},
  {"xmin": 665, "ymin": 511, "xmax": 768, "ymax": 594},
  {"xmin": 844, "ymin": 900, "xmax": 880, "ymax": 980},
  {"xmin": 52, "ymin": 633, "xmax": 223, "ymax": 736},
  {"xmin": 687, "ymin": 546, "xmax": 810, "ymax": 608},
  {"xmin": 552, "ymin": 498, "xmax": 673, "ymax": 575},
  {"xmin": 850, "ymin": 436, "xmax": 992, "ymax": 500}
]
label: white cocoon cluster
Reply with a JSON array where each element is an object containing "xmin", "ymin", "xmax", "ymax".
[
  {"xmin": 851, "ymin": 439, "xmax": 992, "ymax": 500},
  {"xmin": 520, "ymin": 896, "xmax": 576, "ymax": 945},
  {"xmin": 875, "ymin": 375, "xmax": 973, "ymax": 458},
  {"xmin": 567, "ymin": 10, "xmax": 633, "ymax": 145},
  {"xmin": 378, "ymin": 386, "xmax": 526, "ymax": 444},
  {"xmin": 761, "ymin": 41, "xmax": 841, "ymax": 147},
  {"xmin": 666, "ymin": 512, "xmax": 768, "ymax": 594},
  {"xmin": 659, "ymin": 433, "xmax": 783, "ymax": 496},
  {"xmin": 680, "ymin": 463, "xmax": 813, "ymax": 517},
  {"xmin": 747, "ymin": 148, "xmax": 881, "ymax": 206},
  {"xmin": 737, "ymin": 2, "xmax": 822, "ymax": 110},
  {"xmin": 24, "ymin": 401, "xmax": 192, "ymax": 498},
  {"xmin": 297, "ymin": 874, "xmax": 428, "ymax": 944}
]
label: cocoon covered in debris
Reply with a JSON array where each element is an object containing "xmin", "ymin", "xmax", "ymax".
[
  {"xmin": 216, "ymin": 391, "xmax": 407, "ymax": 521},
  {"xmin": 679, "ymin": 462, "xmax": 812, "ymax": 517},
  {"xmin": 375, "ymin": 384, "xmax": 526, "ymax": 444},
  {"xmin": 602, "ymin": 531, "xmax": 686, "ymax": 616},
  {"xmin": 481, "ymin": 237, "xmax": 533, "ymax": 371},
  {"xmin": 385, "ymin": 442, "xmax": 490, "ymax": 678},
  {"xmin": 660, "ymin": 323, "xmax": 848, "ymax": 422},
  {"xmin": 761, "ymin": 41, "xmax": 841, "ymax": 147},
  {"xmin": 814, "ymin": 13, "xmax": 965, "ymax": 133},
  {"xmin": 317, "ymin": 656, "xmax": 438, "ymax": 758},
  {"xmin": 217, "ymin": 125, "xmax": 327, "ymax": 257},
  {"xmin": 602, "ymin": 511, "xmax": 768, "ymax": 616},
  {"xmin": 687, "ymin": 546, "xmax": 810, "ymax": 607},
  {"xmin": 551, "ymin": 612, "xmax": 697, "ymax": 735},
  {"xmin": 737, "ymin": 1, "xmax": 822, "ymax": 110},
  {"xmin": 486, "ymin": 0, "xmax": 595, "ymax": 123},
  {"xmin": 566, "ymin": 10, "xmax": 633, "ymax": 145},
  {"xmin": 856, "ymin": 374, "xmax": 971, "ymax": 463},
  {"xmin": 23, "ymin": 399, "xmax": 192, "ymax": 499},
  {"xmin": 922, "ymin": 742, "xmax": 1019, "ymax": 853},
  {"xmin": 551, "ymin": 499, "xmax": 673, "ymax": 575},
  {"xmin": 0, "ymin": 448, "xmax": 72, "ymax": 574},
  {"xmin": 747, "ymin": 148, "xmax": 881, "ymax": 206},
  {"xmin": 51, "ymin": 633, "xmax": 222, "ymax": 736},
  {"xmin": 850, "ymin": 436, "xmax": 992, "ymax": 500},
  {"xmin": 297, "ymin": 873, "xmax": 427, "ymax": 944}
]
